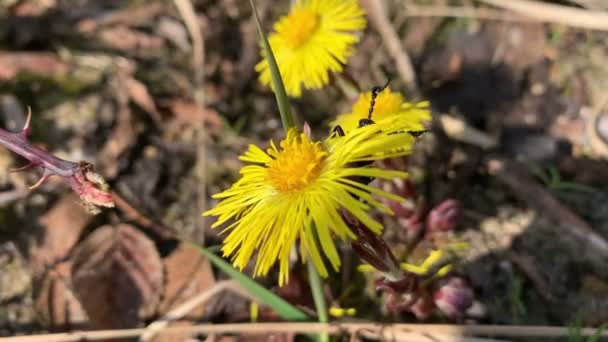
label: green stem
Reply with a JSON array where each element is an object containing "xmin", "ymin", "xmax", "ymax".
[
  {"xmin": 249, "ymin": 0, "xmax": 296, "ymax": 130},
  {"xmin": 307, "ymin": 262, "xmax": 329, "ymax": 342}
]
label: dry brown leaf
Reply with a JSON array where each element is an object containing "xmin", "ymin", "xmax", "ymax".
[
  {"xmin": 168, "ymin": 98, "xmax": 223, "ymax": 132},
  {"xmin": 71, "ymin": 224, "xmax": 164, "ymax": 329},
  {"xmin": 97, "ymin": 26, "xmax": 164, "ymax": 54},
  {"xmin": 126, "ymin": 77, "xmax": 162, "ymax": 124},
  {"xmin": 34, "ymin": 261, "xmax": 88, "ymax": 330},
  {"xmin": 157, "ymin": 243, "xmax": 215, "ymax": 317},
  {"xmin": 11, "ymin": 0, "xmax": 55, "ymax": 16},
  {"xmin": 96, "ymin": 94, "xmax": 135, "ymax": 178},
  {"xmin": 0, "ymin": 52, "xmax": 69, "ymax": 80},
  {"xmin": 31, "ymin": 193, "xmax": 93, "ymax": 274},
  {"xmin": 76, "ymin": 3, "xmax": 166, "ymax": 33},
  {"xmin": 0, "ymin": 242, "xmax": 31, "ymax": 302}
]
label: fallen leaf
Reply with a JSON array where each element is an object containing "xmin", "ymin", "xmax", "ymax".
[
  {"xmin": 97, "ymin": 26, "xmax": 164, "ymax": 55},
  {"xmin": 71, "ymin": 224, "xmax": 164, "ymax": 329},
  {"xmin": 96, "ymin": 97, "xmax": 135, "ymax": 178},
  {"xmin": 34, "ymin": 261, "xmax": 88, "ymax": 330},
  {"xmin": 0, "ymin": 52, "xmax": 69, "ymax": 80},
  {"xmin": 126, "ymin": 77, "xmax": 162, "ymax": 124},
  {"xmin": 168, "ymin": 98, "xmax": 223, "ymax": 132},
  {"xmin": 157, "ymin": 242, "xmax": 215, "ymax": 317},
  {"xmin": 31, "ymin": 193, "xmax": 93, "ymax": 274},
  {"xmin": 0, "ymin": 242, "xmax": 31, "ymax": 302}
]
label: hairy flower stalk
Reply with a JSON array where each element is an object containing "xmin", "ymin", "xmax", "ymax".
[{"xmin": 0, "ymin": 110, "xmax": 114, "ymax": 213}]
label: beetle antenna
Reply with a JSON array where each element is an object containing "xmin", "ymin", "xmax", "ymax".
[{"xmin": 368, "ymin": 78, "xmax": 391, "ymax": 120}]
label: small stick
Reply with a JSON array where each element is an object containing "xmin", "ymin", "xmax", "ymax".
[
  {"xmin": 487, "ymin": 158, "xmax": 608, "ymax": 260},
  {"xmin": 2, "ymin": 322, "xmax": 607, "ymax": 342},
  {"xmin": 360, "ymin": 0, "xmax": 418, "ymax": 95},
  {"xmin": 478, "ymin": 0, "xmax": 608, "ymax": 31},
  {"xmin": 140, "ymin": 281, "xmax": 240, "ymax": 341}
]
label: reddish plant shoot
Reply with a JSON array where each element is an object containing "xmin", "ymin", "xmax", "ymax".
[{"xmin": 0, "ymin": 109, "xmax": 114, "ymax": 213}]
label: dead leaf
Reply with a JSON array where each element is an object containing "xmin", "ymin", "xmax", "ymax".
[
  {"xmin": 71, "ymin": 224, "xmax": 164, "ymax": 329},
  {"xmin": 157, "ymin": 243, "xmax": 215, "ymax": 317},
  {"xmin": 11, "ymin": 1, "xmax": 56, "ymax": 16},
  {"xmin": 97, "ymin": 26, "xmax": 164, "ymax": 55},
  {"xmin": 77, "ymin": 3, "xmax": 166, "ymax": 33},
  {"xmin": 168, "ymin": 98, "xmax": 223, "ymax": 132},
  {"xmin": 31, "ymin": 193, "xmax": 93, "ymax": 274},
  {"xmin": 0, "ymin": 52, "xmax": 69, "ymax": 80},
  {"xmin": 126, "ymin": 77, "xmax": 162, "ymax": 125},
  {"xmin": 96, "ymin": 95, "xmax": 135, "ymax": 178},
  {"xmin": 34, "ymin": 261, "xmax": 88, "ymax": 330}
]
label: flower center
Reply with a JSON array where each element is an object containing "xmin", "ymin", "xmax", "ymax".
[
  {"xmin": 279, "ymin": 9, "xmax": 320, "ymax": 49},
  {"xmin": 267, "ymin": 132, "xmax": 326, "ymax": 192}
]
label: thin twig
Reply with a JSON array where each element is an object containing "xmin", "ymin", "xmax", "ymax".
[
  {"xmin": 140, "ymin": 281, "xmax": 239, "ymax": 341},
  {"xmin": 486, "ymin": 158, "xmax": 608, "ymax": 260},
  {"xmin": 509, "ymin": 253, "xmax": 555, "ymax": 302},
  {"xmin": 566, "ymin": 0, "xmax": 608, "ymax": 10},
  {"xmin": 360, "ymin": 0, "xmax": 418, "ymax": 95},
  {"xmin": 112, "ymin": 192, "xmax": 176, "ymax": 239},
  {"xmin": 3, "ymin": 323, "xmax": 608, "ymax": 342},
  {"xmin": 0, "ymin": 189, "xmax": 27, "ymax": 207},
  {"xmin": 402, "ymin": 5, "xmax": 535, "ymax": 22},
  {"xmin": 478, "ymin": 0, "xmax": 608, "ymax": 31},
  {"xmin": 174, "ymin": 0, "xmax": 208, "ymax": 240},
  {"xmin": 439, "ymin": 114, "xmax": 498, "ymax": 149}
]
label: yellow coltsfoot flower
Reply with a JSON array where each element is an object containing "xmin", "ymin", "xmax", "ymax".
[
  {"xmin": 256, "ymin": 0, "xmax": 366, "ymax": 97},
  {"xmin": 204, "ymin": 116, "xmax": 419, "ymax": 286},
  {"xmin": 332, "ymin": 88, "xmax": 431, "ymax": 133}
]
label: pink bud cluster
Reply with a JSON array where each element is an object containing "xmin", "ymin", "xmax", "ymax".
[
  {"xmin": 377, "ymin": 158, "xmax": 460, "ymax": 240},
  {"xmin": 376, "ymin": 275, "xmax": 473, "ymax": 319},
  {"xmin": 366, "ymin": 158, "xmax": 473, "ymax": 319}
]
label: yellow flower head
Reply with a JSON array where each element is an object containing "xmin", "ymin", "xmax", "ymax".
[
  {"xmin": 332, "ymin": 88, "xmax": 431, "ymax": 133},
  {"xmin": 204, "ymin": 116, "xmax": 419, "ymax": 286},
  {"xmin": 255, "ymin": 0, "xmax": 366, "ymax": 97}
]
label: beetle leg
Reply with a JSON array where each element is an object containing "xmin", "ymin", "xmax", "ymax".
[{"xmin": 332, "ymin": 125, "xmax": 346, "ymax": 137}]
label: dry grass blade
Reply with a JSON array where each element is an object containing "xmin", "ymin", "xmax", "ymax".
[
  {"xmin": 401, "ymin": 4, "xmax": 535, "ymax": 22},
  {"xmin": 360, "ymin": 0, "xmax": 418, "ymax": 94},
  {"xmin": 140, "ymin": 280, "xmax": 237, "ymax": 341},
  {"xmin": 478, "ymin": 0, "xmax": 608, "ymax": 30},
  {"xmin": 173, "ymin": 0, "xmax": 208, "ymax": 238}
]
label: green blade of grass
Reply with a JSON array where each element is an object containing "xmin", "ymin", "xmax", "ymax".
[
  {"xmin": 249, "ymin": 0, "xmax": 296, "ymax": 130},
  {"xmin": 191, "ymin": 243, "xmax": 308, "ymax": 321},
  {"xmin": 588, "ymin": 323, "xmax": 608, "ymax": 342},
  {"xmin": 308, "ymin": 262, "xmax": 328, "ymax": 342}
]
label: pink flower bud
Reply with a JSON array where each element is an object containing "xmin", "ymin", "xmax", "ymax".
[
  {"xmin": 67, "ymin": 162, "xmax": 114, "ymax": 214},
  {"xmin": 426, "ymin": 199, "xmax": 460, "ymax": 233},
  {"xmin": 433, "ymin": 277, "xmax": 473, "ymax": 319}
]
